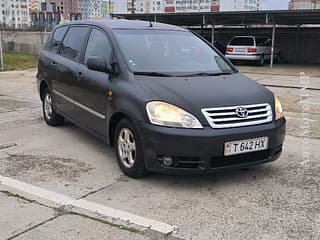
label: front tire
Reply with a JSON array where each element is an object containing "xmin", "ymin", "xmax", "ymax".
[
  {"xmin": 42, "ymin": 88, "xmax": 64, "ymax": 126},
  {"xmin": 114, "ymin": 119, "xmax": 147, "ymax": 178}
]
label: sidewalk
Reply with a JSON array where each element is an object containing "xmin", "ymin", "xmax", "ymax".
[{"xmin": 0, "ymin": 187, "xmax": 152, "ymax": 240}]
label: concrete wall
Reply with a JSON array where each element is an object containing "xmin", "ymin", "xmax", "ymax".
[{"xmin": 1, "ymin": 31, "xmax": 50, "ymax": 55}]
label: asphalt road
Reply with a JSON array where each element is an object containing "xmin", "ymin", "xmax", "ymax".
[{"xmin": 0, "ymin": 65, "xmax": 319, "ymax": 240}]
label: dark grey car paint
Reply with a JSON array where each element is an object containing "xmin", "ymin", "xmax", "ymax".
[
  {"xmin": 37, "ymin": 20, "xmax": 285, "ymax": 174},
  {"xmin": 38, "ymin": 20, "xmax": 273, "ymax": 139}
]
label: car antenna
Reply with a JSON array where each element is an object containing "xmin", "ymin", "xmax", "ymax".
[{"xmin": 149, "ymin": 21, "xmax": 153, "ymax": 27}]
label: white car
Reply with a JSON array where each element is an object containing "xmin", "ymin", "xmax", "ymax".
[{"xmin": 225, "ymin": 36, "xmax": 279, "ymax": 66}]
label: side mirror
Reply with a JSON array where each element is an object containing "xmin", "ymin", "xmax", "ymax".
[{"xmin": 87, "ymin": 57, "xmax": 113, "ymax": 74}]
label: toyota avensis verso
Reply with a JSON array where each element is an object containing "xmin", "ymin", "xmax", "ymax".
[{"xmin": 37, "ymin": 20, "xmax": 286, "ymax": 178}]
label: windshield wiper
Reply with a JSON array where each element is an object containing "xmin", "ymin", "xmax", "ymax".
[
  {"xmin": 178, "ymin": 72, "xmax": 233, "ymax": 77},
  {"xmin": 134, "ymin": 71, "xmax": 173, "ymax": 77}
]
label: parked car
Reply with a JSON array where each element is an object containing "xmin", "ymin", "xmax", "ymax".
[
  {"xmin": 225, "ymin": 36, "xmax": 280, "ymax": 66},
  {"xmin": 37, "ymin": 20, "xmax": 286, "ymax": 178}
]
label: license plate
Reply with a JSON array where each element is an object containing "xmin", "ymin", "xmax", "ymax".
[
  {"xmin": 234, "ymin": 48, "xmax": 246, "ymax": 53},
  {"xmin": 224, "ymin": 137, "xmax": 269, "ymax": 156}
]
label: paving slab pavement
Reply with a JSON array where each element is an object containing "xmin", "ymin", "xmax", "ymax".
[
  {"xmin": 84, "ymin": 135, "xmax": 320, "ymax": 240},
  {"xmin": 0, "ymin": 187, "xmax": 154, "ymax": 240},
  {"xmin": 1, "ymin": 67, "xmax": 319, "ymax": 239},
  {"xmin": 12, "ymin": 214, "xmax": 150, "ymax": 240},
  {"xmin": 0, "ymin": 190, "xmax": 55, "ymax": 240}
]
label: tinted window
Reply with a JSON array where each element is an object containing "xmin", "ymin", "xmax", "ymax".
[
  {"xmin": 48, "ymin": 26, "xmax": 67, "ymax": 52},
  {"xmin": 229, "ymin": 37, "xmax": 254, "ymax": 46},
  {"xmin": 60, "ymin": 26, "xmax": 89, "ymax": 61},
  {"xmin": 256, "ymin": 38, "xmax": 270, "ymax": 46},
  {"xmin": 114, "ymin": 30, "xmax": 233, "ymax": 74},
  {"xmin": 84, "ymin": 29, "xmax": 112, "ymax": 64}
]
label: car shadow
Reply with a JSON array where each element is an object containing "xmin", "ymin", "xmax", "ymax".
[
  {"xmin": 141, "ymin": 163, "xmax": 278, "ymax": 190},
  {"xmin": 53, "ymin": 119, "xmax": 280, "ymax": 190}
]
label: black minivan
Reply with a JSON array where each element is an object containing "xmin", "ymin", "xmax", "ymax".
[{"xmin": 37, "ymin": 20, "xmax": 286, "ymax": 178}]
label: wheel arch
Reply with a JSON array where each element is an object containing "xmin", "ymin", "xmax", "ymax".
[
  {"xmin": 108, "ymin": 112, "xmax": 133, "ymax": 147},
  {"xmin": 39, "ymin": 80, "xmax": 49, "ymax": 101}
]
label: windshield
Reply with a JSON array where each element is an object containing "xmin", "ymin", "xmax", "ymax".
[{"xmin": 113, "ymin": 30, "xmax": 234, "ymax": 75}]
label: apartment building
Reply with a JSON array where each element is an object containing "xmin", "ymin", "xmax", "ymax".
[
  {"xmin": 29, "ymin": 0, "xmax": 40, "ymax": 11},
  {"xmin": 127, "ymin": 0, "xmax": 135, "ymax": 13},
  {"xmin": 134, "ymin": 0, "xmax": 164, "ymax": 13},
  {"xmin": 164, "ymin": 0, "xmax": 218, "ymax": 13},
  {"xmin": 0, "ymin": 0, "xmax": 30, "ymax": 28},
  {"xmin": 289, "ymin": 0, "xmax": 320, "ymax": 9},
  {"xmin": 163, "ymin": 0, "xmax": 266, "ymax": 13},
  {"xmin": 51, "ymin": 0, "xmax": 79, "ymax": 19},
  {"xmin": 220, "ymin": 0, "xmax": 267, "ymax": 11},
  {"xmin": 87, "ymin": 0, "xmax": 112, "ymax": 19},
  {"xmin": 78, "ymin": 0, "xmax": 88, "ymax": 19},
  {"xmin": 113, "ymin": 0, "xmax": 127, "ymax": 13}
]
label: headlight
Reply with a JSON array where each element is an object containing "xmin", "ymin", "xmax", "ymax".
[
  {"xmin": 146, "ymin": 101, "xmax": 203, "ymax": 129},
  {"xmin": 274, "ymin": 95, "xmax": 283, "ymax": 120}
]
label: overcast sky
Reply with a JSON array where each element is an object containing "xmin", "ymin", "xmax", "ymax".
[{"xmin": 267, "ymin": 0, "xmax": 289, "ymax": 10}]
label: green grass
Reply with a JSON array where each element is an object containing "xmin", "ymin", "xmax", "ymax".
[{"xmin": 1, "ymin": 53, "xmax": 38, "ymax": 71}]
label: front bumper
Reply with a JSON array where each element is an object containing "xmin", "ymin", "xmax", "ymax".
[{"xmin": 137, "ymin": 118, "xmax": 286, "ymax": 174}]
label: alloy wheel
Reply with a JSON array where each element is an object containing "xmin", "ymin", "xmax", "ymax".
[
  {"xmin": 44, "ymin": 93, "xmax": 53, "ymax": 120},
  {"xmin": 117, "ymin": 128, "xmax": 136, "ymax": 168}
]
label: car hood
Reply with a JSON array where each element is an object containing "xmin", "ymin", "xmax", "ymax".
[{"xmin": 135, "ymin": 73, "xmax": 274, "ymax": 124}]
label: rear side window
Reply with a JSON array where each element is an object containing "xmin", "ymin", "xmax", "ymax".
[
  {"xmin": 84, "ymin": 29, "xmax": 112, "ymax": 64},
  {"xmin": 229, "ymin": 37, "xmax": 254, "ymax": 46},
  {"xmin": 60, "ymin": 26, "xmax": 89, "ymax": 61},
  {"xmin": 48, "ymin": 26, "xmax": 68, "ymax": 53},
  {"xmin": 256, "ymin": 38, "xmax": 270, "ymax": 46}
]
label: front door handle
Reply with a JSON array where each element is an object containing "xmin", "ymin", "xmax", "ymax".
[
  {"xmin": 77, "ymin": 72, "xmax": 84, "ymax": 79},
  {"xmin": 51, "ymin": 61, "xmax": 56, "ymax": 69}
]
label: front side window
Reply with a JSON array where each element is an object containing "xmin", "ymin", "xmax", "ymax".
[
  {"xmin": 113, "ymin": 30, "xmax": 233, "ymax": 75},
  {"xmin": 84, "ymin": 29, "xmax": 112, "ymax": 64},
  {"xmin": 60, "ymin": 26, "xmax": 89, "ymax": 61}
]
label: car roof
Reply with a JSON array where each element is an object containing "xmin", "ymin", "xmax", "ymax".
[{"xmin": 57, "ymin": 19, "xmax": 187, "ymax": 32}]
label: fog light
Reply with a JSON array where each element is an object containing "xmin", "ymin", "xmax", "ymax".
[{"xmin": 163, "ymin": 156, "xmax": 173, "ymax": 166}]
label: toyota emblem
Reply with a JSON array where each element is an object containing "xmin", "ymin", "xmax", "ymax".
[{"xmin": 235, "ymin": 107, "xmax": 248, "ymax": 118}]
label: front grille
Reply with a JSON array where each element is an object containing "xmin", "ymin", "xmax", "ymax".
[{"xmin": 201, "ymin": 103, "xmax": 273, "ymax": 129}]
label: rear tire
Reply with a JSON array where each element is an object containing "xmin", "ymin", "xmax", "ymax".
[
  {"xmin": 257, "ymin": 55, "xmax": 265, "ymax": 66},
  {"xmin": 114, "ymin": 118, "xmax": 147, "ymax": 178},
  {"xmin": 42, "ymin": 88, "xmax": 64, "ymax": 126},
  {"xmin": 274, "ymin": 54, "xmax": 280, "ymax": 64}
]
